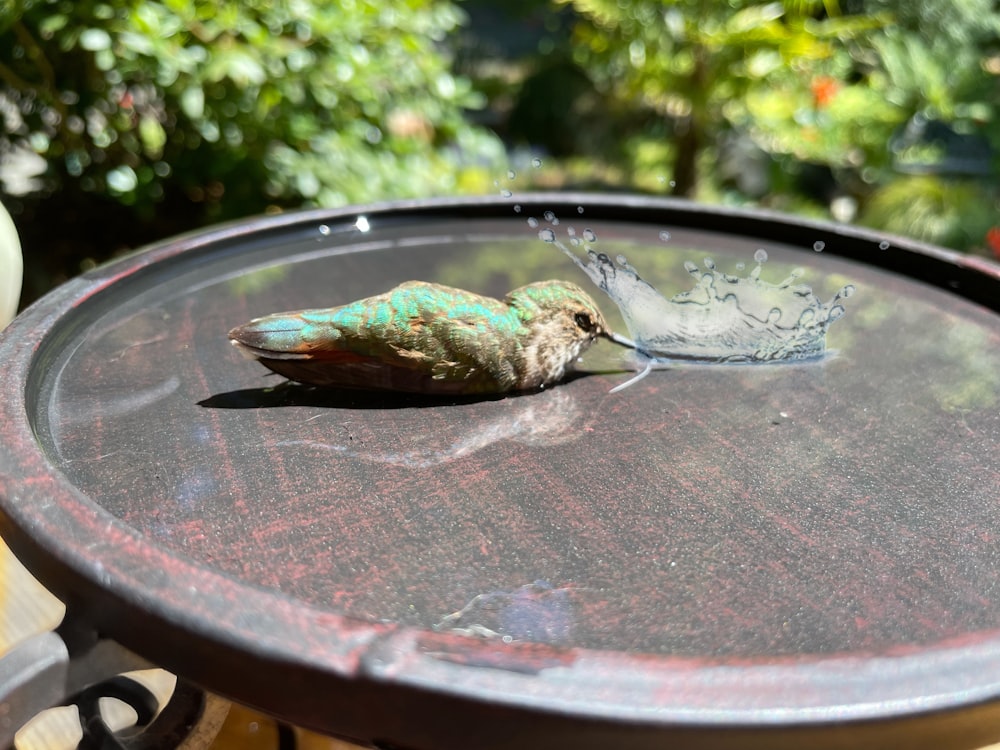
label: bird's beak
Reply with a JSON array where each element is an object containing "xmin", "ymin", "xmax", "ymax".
[{"xmin": 604, "ymin": 330, "xmax": 638, "ymax": 349}]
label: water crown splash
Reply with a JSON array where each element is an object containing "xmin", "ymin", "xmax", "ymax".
[{"xmin": 539, "ymin": 228, "xmax": 853, "ymax": 367}]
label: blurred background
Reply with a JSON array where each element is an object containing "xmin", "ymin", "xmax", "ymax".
[{"xmin": 1, "ymin": 0, "xmax": 999, "ymax": 310}]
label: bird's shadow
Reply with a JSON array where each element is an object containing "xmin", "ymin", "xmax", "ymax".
[{"xmin": 197, "ymin": 372, "xmax": 593, "ymax": 411}]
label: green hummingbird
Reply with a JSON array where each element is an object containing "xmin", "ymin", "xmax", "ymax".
[{"xmin": 228, "ymin": 280, "xmax": 637, "ymax": 394}]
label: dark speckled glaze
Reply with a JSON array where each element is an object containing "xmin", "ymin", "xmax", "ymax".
[{"xmin": 2, "ymin": 195, "xmax": 1000, "ymax": 749}]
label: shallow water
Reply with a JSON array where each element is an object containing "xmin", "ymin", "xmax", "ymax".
[{"xmin": 27, "ymin": 208, "xmax": 1000, "ymax": 658}]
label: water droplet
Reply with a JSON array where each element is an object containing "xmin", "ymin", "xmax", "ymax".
[
  {"xmin": 543, "ymin": 210, "xmax": 556, "ymax": 222},
  {"xmin": 538, "ymin": 228, "xmax": 556, "ymax": 243},
  {"xmin": 659, "ymin": 230, "xmax": 671, "ymax": 242},
  {"xmin": 754, "ymin": 248, "xmax": 768, "ymax": 263},
  {"xmin": 577, "ymin": 206, "xmax": 584, "ymax": 214},
  {"xmin": 838, "ymin": 284, "xmax": 856, "ymax": 299},
  {"xmin": 570, "ymin": 237, "xmax": 580, "ymax": 246},
  {"xmin": 683, "ymin": 260, "xmax": 699, "ymax": 275},
  {"xmin": 813, "ymin": 240, "xmax": 825, "ymax": 252},
  {"xmin": 500, "ymin": 189, "xmax": 512, "ymax": 198},
  {"xmin": 531, "ymin": 157, "xmax": 542, "ymax": 168},
  {"xmin": 657, "ymin": 175, "xmax": 667, "ymax": 184},
  {"xmin": 616, "ymin": 254, "xmax": 628, "ymax": 266},
  {"xmin": 669, "ymin": 180, "xmax": 676, "ymax": 188},
  {"xmin": 703, "ymin": 257, "xmax": 716, "ymax": 270},
  {"xmin": 767, "ymin": 308, "xmax": 782, "ymax": 323},
  {"xmin": 878, "ymin": 240, "xmax": 890, "ymax": 250},
  {"xmin": 318, "ymin": 224, "xmax": 331, "ymax": 236},
  {"xmin": 527, "ymin": 217, "xmax": 538, "ymax": 228},
  {"xmin": 582, "ymin": 228, "xmax": 597, "ymax": 243},
  {"xmin": 513, "ymin": 204, "xmax": 522, "ymax": 213},
  {"xmin": 507, "ymin": 169, "xmax": 516, "ymax": 180},
  {"xmin": 566, "ymin": 227, "xmax": 576, "ymax": 237},
  {"xmin": 355, "ymin": 216, "xmax": 370, "ymax": 233}
]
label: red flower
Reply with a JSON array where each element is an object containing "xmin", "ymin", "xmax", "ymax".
[
  {"xmin": 986, "ymin": 226, "xmax": 1000, "ymax": 260},
  {"xmin": 810, "ymin": 76, "xmax": 840, "ymax": 108}
]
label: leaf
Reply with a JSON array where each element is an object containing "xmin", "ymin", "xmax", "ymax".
[
  {"xmin": 118, "ymin": 30, "xmax": 154, "ymax": 56},
  {"xmin": 138, "ymin": 114, "xmax": 166, "ymax": 158},
  {"xmin": 105, "ymin": 165, "xmax": 138, "ymax": 193},
  {"xmin": 78, "ymin": 27, "xmax": 111, "ymax": 51},
  {"xmin": 726, "ymin": 3, "xmax": 784, "ymax": 35},
  {"xmin": 180, "ymin": 86, "xmax": 204, "ymax": 120},
  {"xmin": 38, "ymin": 13, "xmax": 69, "ymax": 38}
]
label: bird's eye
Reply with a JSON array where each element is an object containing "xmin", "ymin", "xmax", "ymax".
[{"xmin": 574, "ymin": 312, "xmax": 594, "ymax": 332}]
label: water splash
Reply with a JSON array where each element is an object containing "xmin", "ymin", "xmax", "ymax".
[{"xmin": 549, "ymin": 232, "xmax": 853, "ymax": 364}]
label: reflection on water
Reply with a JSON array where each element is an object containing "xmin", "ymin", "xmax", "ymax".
[{"xmin": 273, "ymin": 389, "xmax": 583, "ymax": 469}]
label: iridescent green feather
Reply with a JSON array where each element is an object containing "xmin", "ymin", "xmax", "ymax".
[
  {"xmin": 322, "ymin": 282, "xmax": 526, "ymax": 389},
  {"xmin": 229, "ymin": 279, "xmax": 627, "ymax": 394}
]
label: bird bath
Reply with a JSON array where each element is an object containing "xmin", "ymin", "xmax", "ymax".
[{"xmin": 1, "ymin": 194, "xmax": 999, "ymax": 749}]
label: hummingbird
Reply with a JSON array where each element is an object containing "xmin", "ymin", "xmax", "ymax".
[{"xmin": 228, "ymin": 280, "xmax": 637, "ymax": 394}]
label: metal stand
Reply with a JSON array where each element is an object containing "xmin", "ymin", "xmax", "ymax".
[{"xmin": 0, "ymin": 615, "xmax": 228, "ymax": 749}]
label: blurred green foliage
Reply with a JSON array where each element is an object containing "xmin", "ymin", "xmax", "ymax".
[
  {"xmin": 558, "ymin": 0, "xmax": 1000, "ymax": 252},
  {"xmin": 561, "ymin": 0, "xmax": 886, "ymax": 195},
  {"xmin": 0, "ymin": 0, "xmax": 502, "ymax": 301},
  {"xmin": 0, "ymin": 0, "xmax": 501, "ymax": 211}
]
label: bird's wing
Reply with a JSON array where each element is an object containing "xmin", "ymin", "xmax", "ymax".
[{"xmin": 230, "ymin": 282, "xmax": 523, "ymax": 393}]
